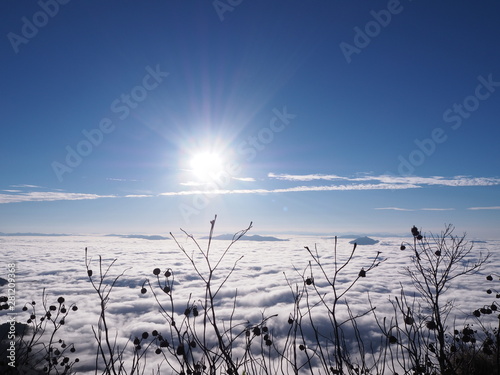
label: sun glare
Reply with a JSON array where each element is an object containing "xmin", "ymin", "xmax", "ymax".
[{"xmin": 189, "ymin": 152, "xmax": 224, "ymax": 180}]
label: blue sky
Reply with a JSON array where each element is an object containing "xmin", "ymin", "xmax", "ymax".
[{"xmin": 1, "ymin": 1, "xmax": 500, "ymax": 238}]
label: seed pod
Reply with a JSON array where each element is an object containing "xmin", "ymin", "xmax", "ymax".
[
  {"xmin": 155, "ymin": 348, "xmax": 162, "ymax": 354},
  {"xmin": 359, "ymin": 269, "xmax": 366, "ymax": 278},
  {"xmin": 72, "ymin": 306, "xmax": 78, "ymax": 311},
  {"xmin": 400, "ymin": 244, "xmax": 406, "ymax": 251},
  {"xmin": 164, "ymin": 270, "xmax": 172, "ymax": 277},
  {"xmin": 163, "ymin": 286, "xmax": 171, "ymax": 294},
  {"xmin": 87, "ymin": 270, "xmax": 93, "ymax": 277},
  {"xmin": 299, "ymin": 344, "xmax": 305, "ymax": 351},
  {"xmin": 57, "ymin": 297, "xmax": 65, "ymax": 304},
  {"xmin": 160, "ymin": 340, "xmax": 169, "ymax": 348},
  {"xmin": 487, "ymin": 275, "xmax": 493, "ymax": 281},
  {"xmin": 153, "ymin": 268, "xmax": 161, "ymax": 276},
  {"xmin": 192, "ymin": 307, "xmax": 199, "ymax": 317},
  {"xmin": 142, "ymin": 332, "xmax": 149, "ymax": 339},
  {"xmin": 389, "ymin": 335, "xmax": 397, "ymax": 344},
  {"xmin": 404, "ymin": 316, "xmax": 414, "ymax": 325},
  {"xmin": 141, "ymin": 288, "xmax": 147, "ymax": 294}
]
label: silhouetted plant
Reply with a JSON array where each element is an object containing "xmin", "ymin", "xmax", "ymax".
[
  {"xmin": 4, "ymin": 290, "xmax": 80, "ymax": 374},
  {"xmin": 373, "ymin": 224, "xmax": 490, "ymax": 375}
]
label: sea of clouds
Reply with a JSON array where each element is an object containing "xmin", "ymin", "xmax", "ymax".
[{"xmin": 0, "ymin": 229, "xmax": 497, "ymax": 374}]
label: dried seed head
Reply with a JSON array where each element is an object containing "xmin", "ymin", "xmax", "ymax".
[{"xmin": 153, "ymin": 268, "xmax": 161, "ymax": 276}]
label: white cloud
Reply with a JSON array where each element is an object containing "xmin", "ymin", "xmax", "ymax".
[
  {"xmin": 375, "ymin": 207, "xmax": 455, "ymax": 212},
  {"xmin": 421, "ymin": 208, "xmax": 455, "ymax": 211},
  {"xmin": 160, "ymin": 183, "xmax": 420, "ymax": 196},
  {"xmin": 3, "ymin": 232, "xmax": 496, "ymax": 375},
  {"xmin": 468, "ymin": 206, "xmax": 500, "ymax": 210},
  {"xmin": 9, "ymin": 184, "xmax": 44, "ymax": 188},
  {"xmin": 375, "ymin": 207, "xmax": 415, "ymax": 211},
  {"xmin": 232, "ymin": 177, "xmax": 256, "ymax": 182},
  {"xmin": 0, "ymin": 191, "xmax": 116, "ymax": 204},
  {"xmin": 268, "ymin": 173, "xmax": 500, "ymax": 187}
]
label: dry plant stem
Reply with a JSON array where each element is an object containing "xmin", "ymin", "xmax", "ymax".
[
  {"xmin": 167, "ymin": 215, "xmax": 256, "ymax": 374},
  {"xmin": 303, "ymin": 237, "xmax": 383, "ymax": 374},
  {"xmin": 85, "ymin": 248, "xmax": 133, "ymax": 375}
]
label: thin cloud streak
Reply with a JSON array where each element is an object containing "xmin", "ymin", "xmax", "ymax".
[
  {"xmin": 375, "ymin": 207, "xmax": 415, "ymax": 211},
  {"xmin": 375, "ymin": 207, "xmax": 455, "ymax": 212},
  {"xmin": 160, "ymin": 183, "xmax": 420, "ymax": 196},
  {"xmin": 0, "ymin": 192, "xmax": 116, "ymax": 204},
  {"xmin": 268, "ymin": 173, "xmax": 500, "ymax": 187},
  {"xmin": 468, "ymin": 206, "xmax": 500, "ymax": 210}
]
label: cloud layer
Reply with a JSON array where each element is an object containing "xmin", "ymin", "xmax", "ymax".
[{"xmin": 1, "ymin": 230, "xmax": 496, "ymax": 374}]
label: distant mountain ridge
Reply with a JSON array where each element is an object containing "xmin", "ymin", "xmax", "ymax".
[
  {"xmin": 0, "ymin": 232, "xmax": 70, "ymax": 237},
  {"xmin": 106, "ymin": 234, "xmax": 170, "ymax": 240},
  {"xmin": 202, "ymin": 234, "xmax": 288, "ymax": 242}
]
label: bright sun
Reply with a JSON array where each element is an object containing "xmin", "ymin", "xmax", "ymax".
[{"xmin": 189, "ymin": 152, "xmax": 224, "ymax": 180}]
